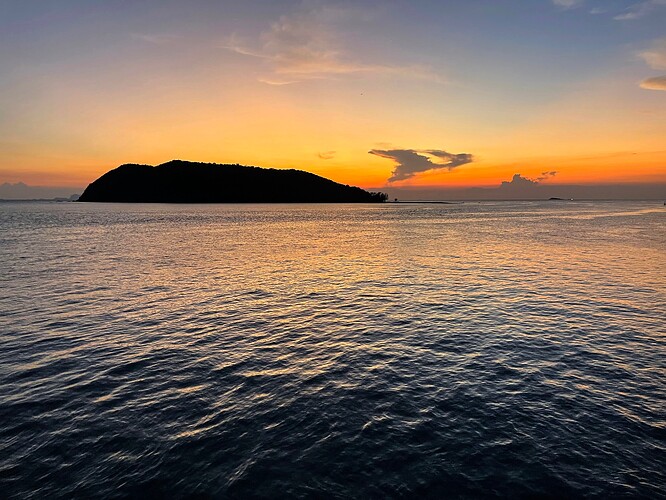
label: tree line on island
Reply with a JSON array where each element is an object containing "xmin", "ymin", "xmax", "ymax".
[{"xmin": 78, "ymin": 160, "xmax": 388, "ymax": 203}]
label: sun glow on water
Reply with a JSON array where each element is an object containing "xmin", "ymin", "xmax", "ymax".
[{"xmin": 0, "ymin": 201, "xmax": 664, "ymax": 497}]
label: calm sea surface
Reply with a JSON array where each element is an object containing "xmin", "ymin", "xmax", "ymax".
[{"xmin": 0, "ymin": 201, "xmax": 664, "ymax": 498}]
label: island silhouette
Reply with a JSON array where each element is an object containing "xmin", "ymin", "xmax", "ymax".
[{"xmin": 78, "ymin": 160, "xmax": 388, "ymax": 203}]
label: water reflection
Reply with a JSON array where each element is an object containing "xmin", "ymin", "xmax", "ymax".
[{"xmin": 0, "ymin": 201, "xmax": 664, "ymax": 497}]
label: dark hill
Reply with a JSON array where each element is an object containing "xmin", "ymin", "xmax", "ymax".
[{"xmin": 78, "ymin": 160, "xmax": 388, "ymax": 203}]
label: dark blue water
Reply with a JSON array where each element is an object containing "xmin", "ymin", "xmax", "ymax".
[{"xmin": 1, "ymin": 201, "xmax": 664, "ymax": 498}]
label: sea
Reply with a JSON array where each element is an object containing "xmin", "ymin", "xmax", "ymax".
[{"xmin": 0, "ymin": 200, "xmax": 664, "ymax": 498}]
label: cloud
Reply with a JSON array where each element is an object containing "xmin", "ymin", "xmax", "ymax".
[
  {"xmin": 640, "ymin": 76, "xmax": 666, "ymax": 90},
  {"xmin": 222, "ymin": 6, "xmax": 444, "ymax": 84},
  {"xmin": 132, "ymin": 34, "xmax": 181, "ymax": 45},
  {"xmin": 368, "ymin": 148, "xmax": 473, "ymax": 182},
  {"xmin": 257, "ymin": 77, "xmax": 300, "ymax": 86},
  {"xmin": 614, "ymin": 0, "xmax": 666, "ymax": 20},
  {"xmin": 638, "ymin": 39, "xmax": 666, "ymax": 70},
  {"xmin": 500, "ymin": 172, "xmax": 558, "ymax": 189},
  {"xmin": 558, "ymin": 1, "xmax": 665, "ymax": 19},
  {"xmin": 500, "ymin": 174, "xmax": 540, "ymax": 189},
  {"xmin": 318, "ymin": 151, "xmax": 336, "ymax": 160},
  {"xmin": 552, "ymin": 0, "xmax": 584, "ymax": 9},
  {"xmin": 637, "ymin": 39, "xmax": 666, "ymax": 91},
  {"xmin": 536, "ymin": 170, "xmax": 558, "ymax": 182}
]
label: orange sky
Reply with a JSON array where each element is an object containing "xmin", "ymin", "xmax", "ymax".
[{"xmin": 1, "ymin": 1, "xmax": 665, "ymax": 192}]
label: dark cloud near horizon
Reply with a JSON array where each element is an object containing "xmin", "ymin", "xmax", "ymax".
[
  {"xmin": 318, "ymin": 151, "xmax": 336, "ymax": 160},
  {"xmin": 373, "ymin": 172, "xmax": 665, "ymax": 200},
  {"xmin": 501, "ymin": 174, "xmax": 539, "ymax": 188},
  {"xmin": 501, "ymin": 171, "xmax": 558, "ymax": 188},
  {"xmin": 369, "ymin": 148, "xmax": 473, "ymax": 182}
]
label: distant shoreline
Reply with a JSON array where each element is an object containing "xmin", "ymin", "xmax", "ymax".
[
  {"xmin": 0, "ymin": 198, "xmax": 79, "ymax": 203},
  {"xmin": 2, "ymin": 198, "xmax": 663, "ymax": 204}
]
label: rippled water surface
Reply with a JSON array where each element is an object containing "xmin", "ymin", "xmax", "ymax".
[{"xmin": 1, "ymin": 201, "xmax": 665, "ymax": 498}]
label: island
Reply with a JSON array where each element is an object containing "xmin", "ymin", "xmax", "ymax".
[{"xmin": 78, "ymin": 160, "xmax": 388, "ymax": 203}]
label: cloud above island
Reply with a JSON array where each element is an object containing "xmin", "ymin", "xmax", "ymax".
[{"xmin": 369, "ymin": 148, "xmax": 474, "ymax": 182}]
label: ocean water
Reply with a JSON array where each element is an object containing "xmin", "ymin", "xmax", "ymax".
[{"xmin": 0, "ymin": 200, "xmax": 664, "ymax": 498}]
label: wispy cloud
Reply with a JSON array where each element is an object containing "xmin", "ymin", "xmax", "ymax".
[
  {"xmin": 638, "ymin": 38, "xmax": 666, "ymax": 70},
  {"xmin": 318, "ymin": 151, "xmax": 336, "ymax": 160},
  {"xmin": 222, "ymin": 6, "xmax": 444, "ymax": 85},
  {"xmin": 637, "ymin": 39, "xmax": 666, "ymax": 91},
  {"xmin": 640, "ymin": 76, "xmax": 666, "ymax": 90},
  {"xmin": 369, "ymin": 148, "xmax": 473, "ymax": 182},
  {"xmin": 552, "ymin": 0, "xmax": 584, "ymax": 9},
  {"xmin": 556, "ymin": 0, "xmax": 666, "ymax": 19},
  {"xmin": 536, "ymin": 170, "xmax": 558, "ymax": 182},
  {"xmin": 132, "ymin": 34, "xmax": 181, "ymax": 45},
  {"xmin": 614, "ymin": 0, "xmax": 666, "ymax": 20}
]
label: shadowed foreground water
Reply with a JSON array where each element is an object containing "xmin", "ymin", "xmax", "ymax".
[{"xmin": 1, "ymin": 201, "xmax": 664, "ymax": 498}]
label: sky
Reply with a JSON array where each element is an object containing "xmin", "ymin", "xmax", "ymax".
[{"xmin": 1, "ymin": 0, "xmax": 665, "ymax": 199}]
